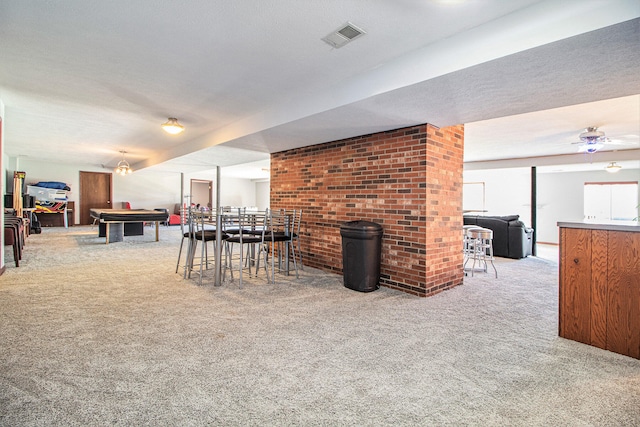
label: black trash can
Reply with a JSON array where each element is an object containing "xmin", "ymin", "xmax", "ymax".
[{"xmin": 340, "ymin": 220, "xmax": 383, "ymax": 292}]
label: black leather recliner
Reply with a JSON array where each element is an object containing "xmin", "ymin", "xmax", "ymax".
[{"xmin": 463, "ymin": 215, "xmax": 533, "ymax": 259}]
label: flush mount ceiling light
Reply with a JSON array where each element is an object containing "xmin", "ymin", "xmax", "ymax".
[
  {"xmin": 161, "ymin": 117, "xmax": 185, "ymax": 135},
  {"xmin": 115, "ymin": 151, "xmax": 133, "ymax": 175},
  {"xmin": 321, "ymin": 22, "xmax": 366, "ymax": 49},
  {"xmin": 605, "ymin": 161, "xmax": 622, "ymax": 173}
]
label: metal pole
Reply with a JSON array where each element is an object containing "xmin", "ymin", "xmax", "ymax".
[
  {"xmin": 531, "ymin": 166, "xmax": 537, "ymax": 256},
  {"xmin": 180, "ymin": 172, "xmax": 184, "ymax": 234},
  {"xmin": 214, "ymin": 166, "xmax": 222, "ymax": 286}
]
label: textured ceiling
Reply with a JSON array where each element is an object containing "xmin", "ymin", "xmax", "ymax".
[{"xmin": 0, "ymin": 0, "xmax": 638, "ymax": 177}]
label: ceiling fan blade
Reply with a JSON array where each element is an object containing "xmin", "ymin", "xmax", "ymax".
[
  {"xmin": 606, "ymin": 136, "xmax": 639, "ymax": 146},
  {"xmin": 577, "ymin": 143, "xmax": 604, "ymax": 153}
]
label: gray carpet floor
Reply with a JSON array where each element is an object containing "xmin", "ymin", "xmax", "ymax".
[{"xmin": 1, "ymin": 226, "xmax": 639, "ymax": 426}]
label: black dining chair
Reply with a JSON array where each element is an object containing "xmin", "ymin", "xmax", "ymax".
[
  {"xmin": 223, "ymin": 209, "xmax": 268, "ymax": 288},
  {"xmin": 176, "ymin": 209, "xmax": 227, "ymax": 285},
  {"xmin": 263, "ymin": 208, "xmax": 299, "ymax": 283},
  {"xmin": 290, "ymin": 209, "xmax": 303, "ymax": 270}
]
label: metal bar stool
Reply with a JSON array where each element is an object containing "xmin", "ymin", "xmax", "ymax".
[
  {"xmin": 463, "ymin": 227, "xmax": 497, "ymax": 278},
  {"xmin": 462, "ymin": 225, "xmax": 479, "ymax": 265},
  {"xmin": 223, "ymin": 209, "xmax": 268, "ymax": 288},
  {"xmin": 263, "ymin": 208, "xmax": 299, "ymax": 283},
  {"xmin": 176, "ymin": 209, "xmax": 197, "ymax": 276},
  {"xmin": 189, "ymin": 212, "xmax": 227, "ymax": 285}
]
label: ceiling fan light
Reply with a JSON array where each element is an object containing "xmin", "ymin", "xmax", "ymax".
[
  {"xmin": 580, "ymin": 126, "xmax": 605, "ymax": 142},
  {"xmin": 585, "ymin": 145, "xmax": 598, "ymax": 154},
  {"xmin": 162, "ymin": 117, "xmax": 185, "ymax": 135},
  {"xmin": 605, "ymin": 162, "xmax": 622, "ymax": 173},
  {"xmin": 579, "ymin": 142, "xmax": 604, "ymax": 153}
]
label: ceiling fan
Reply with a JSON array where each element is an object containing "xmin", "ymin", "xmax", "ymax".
[
  {"xmin": 574, "ymin": 127, "xmax": 607, "ymax": 153},
  {"xmin": 573, "ymin": 126, "xmax": 638, "ymax": 153}
]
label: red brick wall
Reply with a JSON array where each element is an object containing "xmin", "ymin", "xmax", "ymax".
[{"xmin": 270, "ymin": 123, "xmax": 464, "ymax": 297}]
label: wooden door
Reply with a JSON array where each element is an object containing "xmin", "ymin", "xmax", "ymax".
[{"xmin": 79, "ymin": 171, "xmax": 112, "ymax": 225}]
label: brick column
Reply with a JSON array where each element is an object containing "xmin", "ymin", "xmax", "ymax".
[
  {"xmin": 270, "ymin": 123, "xmax": 464, "ymax": 297},
  {"xmin": 423, "ymin": 124, "xmax": 465, "ymax": 296}
]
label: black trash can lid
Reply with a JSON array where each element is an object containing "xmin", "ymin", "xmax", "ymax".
[{"xmin": 340, "ymin": 220, "xmax": 382, "ymax": 232}]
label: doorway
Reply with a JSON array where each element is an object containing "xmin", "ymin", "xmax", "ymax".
[
  {"xmin": 79, "ymin": 171, "xmax": 113, "ymax": 225},
  {"xmin": 190, "ymin": 179, "xmax": 212, "ymax": 210}
]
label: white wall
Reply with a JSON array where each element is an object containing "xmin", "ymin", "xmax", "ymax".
[
  {"xmin": 12, "ymin": 158, "xmax": 183, "ymax": 223},
  {"xmin": 116, "ymin": 169, "xmax": 183, "ymax": 212},
  {"xmin": 4, "ymin": 156, "xmax": 267, "ymax": 224},
  {"xmin": 537, "ymin": 168, "xmax": 640, "ymax": 243},
  {"xmin": 255, "ymin": 181, "xmax": 270, "ymax": 210},
  {"xmin": 183, "ymin": 174, "xmax": 267, "ymax": 210},
  {"xmin": 17, "ymin": 158, "xmax": 96, "ymax": 217},
  {"xmin": 464, "ymin": 167, "xmax": 640, "ymax": 245},
  {"xmin": 219, "ymin": 177, "xmax": 256, "ymax": 208},
  {"xmin": 463, "ymin": 168, "xmax": 532, "ymax": 226}
]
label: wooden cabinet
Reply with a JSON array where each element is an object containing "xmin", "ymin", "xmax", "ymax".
[{"xmin": 559, "ymin": 226, "xmax": 640, "ymax": 359}]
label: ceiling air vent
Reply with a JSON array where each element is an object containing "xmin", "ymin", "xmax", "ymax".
[{"xmin": 322, "ymin": 22, "xmax": 366, "ymax": 49}]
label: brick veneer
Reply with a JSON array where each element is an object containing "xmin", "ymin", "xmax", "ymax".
[{"xmin": 270, "ymin": 123, "xmax": 464, "ymax": 297}]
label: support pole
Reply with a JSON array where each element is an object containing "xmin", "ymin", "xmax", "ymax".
[
  {"xmin": 180, "ymin": 173, "xmax": 184, "ymax": 234},
  {"xmin": 531, "ymin": 166, "xmax": 537, "ymax": 256},
  {"xmin": 214, "ymin": 166, "xmax": 222, "ymax": 286}
]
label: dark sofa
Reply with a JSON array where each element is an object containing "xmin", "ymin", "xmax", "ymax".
[{"xmin": 463, "ymin": 215, "xmax": 533, "ymax": 259}]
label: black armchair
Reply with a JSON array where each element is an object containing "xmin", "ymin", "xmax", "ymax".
[{"xmin": 463, "ymin": 215, "xmax": 533, "ymax": 259}]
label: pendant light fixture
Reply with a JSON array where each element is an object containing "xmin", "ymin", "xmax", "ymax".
[
  {"xmin": 605, "ymin": 161, "xmax": 622, "ymax": 173},
  {"xmin": 161, "ymin": 117, "xmax": 185, "ymax": 135},
  {"xmin": 115, "ymin": 150, "xmax": 133, "ymax": 175}
]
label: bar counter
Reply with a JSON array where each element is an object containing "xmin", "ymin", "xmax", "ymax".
[
  {"xmin": 557, "ymin": 220, "xmax": 640, "ymax": 359},
  {"xmin": 557, "ymin": 220, "xmax": 640, "ymax": 233}
]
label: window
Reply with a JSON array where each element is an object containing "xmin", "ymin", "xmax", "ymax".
[{"xmin": 584, "ymin": 182, "xmax": 638, "ymax": 221}]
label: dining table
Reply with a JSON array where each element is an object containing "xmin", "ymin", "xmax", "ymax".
[{"xmin": 185, "ymin": 208, "xmax": 295, "ymax": 287}]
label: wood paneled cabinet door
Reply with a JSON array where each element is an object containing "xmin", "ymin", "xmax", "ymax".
[{"xmin": 559, "ymin": 228, "xmax": 640, "ymax": 359}]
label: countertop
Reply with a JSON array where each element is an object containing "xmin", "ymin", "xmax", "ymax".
[{"xmin": 557, "ymin": 220, "xmax": 640, "ymax": 232}]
